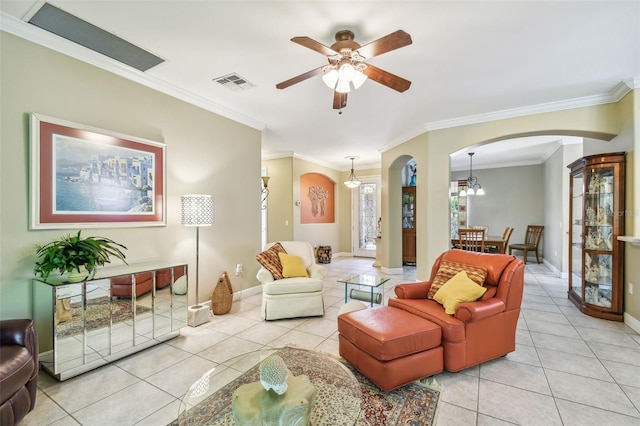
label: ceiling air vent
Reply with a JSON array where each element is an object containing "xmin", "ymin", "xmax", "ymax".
[
  {"xmin": 213, "ymin": 73, "xmax": 256, "ymax": 92},
  {"xmin": 28, "ymin": 2, "xmax": 164, "ymax": 72}
]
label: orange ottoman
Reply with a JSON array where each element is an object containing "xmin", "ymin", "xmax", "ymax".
[{"xmin": 338, "ymin": 306, "xmax": 443, "ymax": 391}]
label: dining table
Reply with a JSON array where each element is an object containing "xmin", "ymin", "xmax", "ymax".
[{"xmin": 451, "ymin": 235, "xmax": 506, "ymax": 253}]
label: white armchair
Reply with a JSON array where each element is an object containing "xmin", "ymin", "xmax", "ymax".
[{"xmin": 256, "ymin": 241, "xmax": 327, "ymax": 320}]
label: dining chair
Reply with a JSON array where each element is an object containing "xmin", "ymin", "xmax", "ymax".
[
  {"xmin": 501, "ymin": 227, "xmax": 514, "ymax": 254},
  {"xmin": 472, "ymin": 225, "xmax": 489, "ymax": 234},
  {"xmin": 487, "ymin": 226, "xmax": 513, "ymax": 254},
  {"xmin": 509, "ymin": 225, "xmax": 544, "ymax": 263},
  {"xmin": 501, "ymin": 226, "xmax": 510, "ymax": 240},
  {"xmin": 458, "ymin": 228, "xmax": 486, "ymax": 252}
]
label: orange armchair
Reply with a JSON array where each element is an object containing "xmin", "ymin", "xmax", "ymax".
[{"xmin": 389, "ymin": 249, "xmax": 524, "ymax": 372}]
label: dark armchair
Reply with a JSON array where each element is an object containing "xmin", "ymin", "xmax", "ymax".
[{"xmin": 0, "ymin": 319, "xmax": 38, "ymax": 425}]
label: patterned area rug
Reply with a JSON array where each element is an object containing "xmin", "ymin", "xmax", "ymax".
[
  {"xmin": 172, "ymin": 347, "xmax": 440, "ymax": 426},
  {"xmin": 56, "ymin": 296, "xmax": 151, "ymax": 338}
]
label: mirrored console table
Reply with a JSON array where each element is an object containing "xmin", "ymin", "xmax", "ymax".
[{"xmin": 33, "ymin": 262, "xmax": 188, "ymax": 380}]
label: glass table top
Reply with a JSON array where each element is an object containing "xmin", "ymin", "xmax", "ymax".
[
  {"xmin": 337, "ymin": 274, "xmax": 390, "ymax": 288},
  {"xmin": 177, "ymin": 346, "xmax": 362, "ymax": 425}
]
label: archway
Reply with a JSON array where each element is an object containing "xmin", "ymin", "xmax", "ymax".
[
  {"xmin": 381, "ymin": 101, "xmax": 628, "ymax": 281},
  {"xmin": 380, "ymin": 154, "xmax": 416, "ymax": 275}
]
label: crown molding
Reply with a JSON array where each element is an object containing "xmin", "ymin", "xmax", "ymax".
[
  {"xmin": 380, "ymin": 79, "xmax": 636, "ymax": 155},
  {"xmin": 0, "ymin": 12, "xmax": 266, "ymax": 131},
  {"xmin": 261, "ymin": 151, "xmax": 337, "ymax": 170},
  {"xmin": 262, "ymin": 151, "xmax": 294, "ymax": 161}
]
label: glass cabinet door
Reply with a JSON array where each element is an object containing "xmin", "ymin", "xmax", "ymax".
[
  {"xmin": 402, "ymin": 189, "xmax": 415, "ymax": 230},
  {"xmin": 569, "ymin": 171, "xmax": 583, "ymax": 300},
  {"xmin": 402, "ymin": 186, "xmax": 417, "ymax": 264},
  {"xmin": 583, "ymin": 166, "xmax": 615, "ymax": 308}
]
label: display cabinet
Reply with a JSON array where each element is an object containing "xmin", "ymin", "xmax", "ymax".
[
  {"xmin": 33, "ymin": 262, "xmax": 188, "ymax": 380},
  {"xmin": 567, "ymin": 152, "xmax": 625, "ymax": 321},
  {"xmin": 402, "ymin": 186, "xmax": 416, "ymax": 264}
]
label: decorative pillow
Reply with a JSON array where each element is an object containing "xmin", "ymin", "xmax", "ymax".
[
  {"xmin": 434, "ymin": 271, "xmax": 487, "ymax": 314},
  {"xmin": 427, "ymin": 260, "xmax": 488, "ymax": 299},
  {"xmin": 278, "ymin": 253, "xmax": 309, "ymax": 278},
  {"xmin": 256, "ymin": 242, "xmax": 287, "ymax": 280}
]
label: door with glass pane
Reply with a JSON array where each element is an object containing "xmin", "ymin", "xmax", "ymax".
[{"xmin": 353, "ymin": 178, "xmax": 380, "ymax": 257}]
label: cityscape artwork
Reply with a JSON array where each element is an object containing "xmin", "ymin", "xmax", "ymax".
[{"xmin": 31, "ymin": 114, "xmax": 166, "ymax": 229}]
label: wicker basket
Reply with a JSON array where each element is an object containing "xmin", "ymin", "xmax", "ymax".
[{"xmin": 211, "ymin": 271, "xmax": 233, "ymax": 315}]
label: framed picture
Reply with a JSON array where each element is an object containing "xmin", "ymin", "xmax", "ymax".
[
  {"xmin": 300, "ymin": 173, "xmax": 335, "ymax": 224},
  {"xmin": 30, "ymin": 113, "xmax": 166, "ymax": 229}
]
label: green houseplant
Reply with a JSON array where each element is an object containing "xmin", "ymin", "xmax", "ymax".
[{"xmin": 34, "ymin": 230, "xmax": 128, "ymax": 282}]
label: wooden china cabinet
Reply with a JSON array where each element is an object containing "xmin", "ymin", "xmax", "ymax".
[
  {"xmin": 567, "ymin": 152, "xmax": 625, "ymax": 321},
  {"xmin": 402, "ymin": 186, "xmax": 416, "ymax": 264}
]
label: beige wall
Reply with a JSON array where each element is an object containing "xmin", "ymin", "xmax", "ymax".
[
  {"xmin": 381, "ymin": 94, "xmax": 639, "ymax": 325},
  {"xmin": 262, "ymin": 157, "xmax": 294, "ymax": 244},
  {"xmin": 621, "ymin": 89, "xmax": 640, "ymax": 321},
  {"xmin": 262, "ymin": 158, "xmax": 381, "ymax": 255},
  {"xmin": 452, "ymin": 165, "xmax": 545, "ymax": 250},
  {"xmin": 0, "ymin": 32, "xmax": 263, "ymax": 319}
]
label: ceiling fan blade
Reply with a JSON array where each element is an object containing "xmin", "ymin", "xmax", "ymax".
[
  {"xmin": 355, "ymin": 30, "xmax": 412, "ymax": 59},
  {"xmin": 363, "ymin": 64, "xmax": 411, "ymax": 92},
  {"xmin": 291, "ymin": 36, "xmax": 340, "ymax": 56},
  {"xmin": 333, "ymin": 91, "xmax": 347, "ymax": 110},
  {"xmin": 276, "ymin": 66, "xmax": 325, "ymax": 89}
]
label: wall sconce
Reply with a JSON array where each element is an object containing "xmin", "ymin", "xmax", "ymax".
[{"xmin": 261, "ymin": 176, "xmax": 270, "ymax": 209}]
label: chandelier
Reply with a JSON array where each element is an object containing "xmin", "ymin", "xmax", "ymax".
[
  {"xmin": 459, "ymin": 152, "xmax": 485, "ymax": 196},
  {"xmin": 344, "ymin": 156, "xmax": 362, "ymax": 188}
]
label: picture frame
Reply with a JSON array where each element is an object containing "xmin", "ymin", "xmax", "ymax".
[{"xmin": 30, "ymin": 113, "xmax": 166, "ymax": 229}]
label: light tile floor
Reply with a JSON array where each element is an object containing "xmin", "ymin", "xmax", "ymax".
[{"xmin": 24, "ymin": 257, "xmax": 640, "ymax": 425}]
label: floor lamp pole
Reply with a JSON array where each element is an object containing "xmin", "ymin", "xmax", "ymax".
[{"xmin": 194, "ymin": 225, "xmax": 200, "ymax": 308}]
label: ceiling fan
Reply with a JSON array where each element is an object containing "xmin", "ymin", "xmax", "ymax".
[{"xmin": 276, "ymin": 29, "xmax": 412, "ymax": 110}]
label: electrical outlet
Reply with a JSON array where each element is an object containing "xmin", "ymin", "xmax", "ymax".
[
  {"xmin": 235, "ymin": 263, "xmax": 243, "ymax": 276},
  {"xmin": 630, "ymin": 283, "xmax": 634, "ymax": 295}
]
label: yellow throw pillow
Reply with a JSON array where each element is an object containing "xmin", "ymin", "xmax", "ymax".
[
  {"xmin": 278, "ymin": 253, "xmax": 309, "ymax": 278},
  {"xmin": 433, "ymin": 271, "xmax": 487, "ymax": 315}
]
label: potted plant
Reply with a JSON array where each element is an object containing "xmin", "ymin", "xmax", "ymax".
[{"xmin": 34, "ymin": 230, "xmax": 128, "ymax": 282}]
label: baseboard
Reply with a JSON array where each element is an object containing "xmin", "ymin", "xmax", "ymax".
[
  {"xmin": 381, "ymin": 266, "xmax": 404, "ymax": 275},
  {"xmin": 332, "ymin": 251, "xmax": 351, "ymax": 258},
  {"xmin": 542, "ymin": 259, "xmax": 567, "ymax": 279},
  {"xmin": 624, "ymin": 312, "xmax": 640, "ymax": 334}
]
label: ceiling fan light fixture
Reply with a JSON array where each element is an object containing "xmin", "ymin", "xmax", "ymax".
[
  {"xmin": 322, "ymin": 69, "xmax": 338, "ymax": 89},
  {"xmin": 352, "ymin": 70, "xmax": 368, "ymax": 89},
  {"xmin": 338, "ymin": 62, "xmax": 355, "ymax": 80},
  {"xmin": 335, "ymin": 78, "xmax": 351, "ymax": 93}
]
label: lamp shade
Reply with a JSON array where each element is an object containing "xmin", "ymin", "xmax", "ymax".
[{"xmin": 181, "ymin": 194, "xmax": 213, "ymax": 226}]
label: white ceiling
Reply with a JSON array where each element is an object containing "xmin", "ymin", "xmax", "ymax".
[{"xmin": 1, "ymin": 1, "xmax": 639, "ymax": 171}]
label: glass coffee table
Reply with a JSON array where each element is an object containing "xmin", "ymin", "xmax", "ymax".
[
  {"xmin": 177, "ymin": 346, "xmax": 362, "ymax": 425},
  {"xmin": 338, "ymin": 274, "xmax": 390, "ymax": 307}
]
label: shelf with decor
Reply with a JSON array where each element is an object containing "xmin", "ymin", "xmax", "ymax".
[{"xmin": 567, "ymin": 152, "xmax": 625, "ymax": 321}]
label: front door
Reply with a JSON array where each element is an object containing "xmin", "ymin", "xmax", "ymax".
[{"xmin": 352, "ymin": 177, "xmax": 381, "ymax": 257}]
